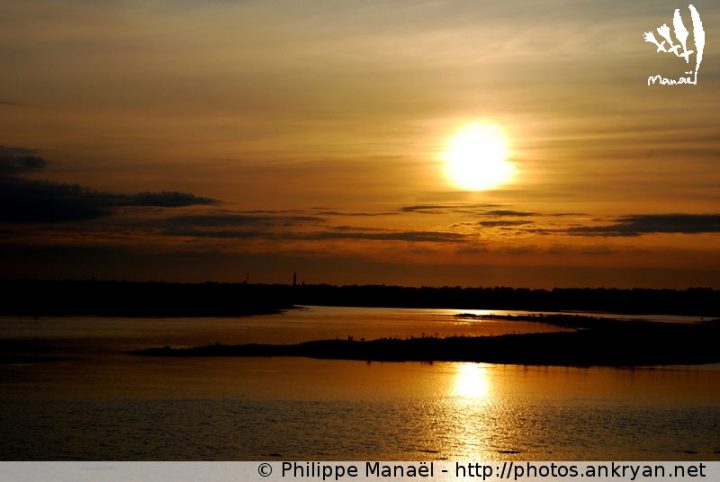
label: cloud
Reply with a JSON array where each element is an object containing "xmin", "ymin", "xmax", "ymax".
[
  {"xmin": 0, "ymin": 146, "xmax": 216, "ymax": 223},
  {"xmin": 401, "ymin": 203, "xmax": 500, "ymax": 214},
  {"xmin": 401, "ymin": 204, "xmax": 457, "ymax": 214},
  {"xmin": 483, "ymin": 210, "xmax": 538, "ymax": 217},
  {"xmin": 304, "ymin": 230, "xmax": 466, "ymax": 242},
  {"xmin": 0, "ymin": 178, "xmax": 110, "ymax": 222},
  {"xmin": 0, "ymin": 147, "xmax": 48, "ymax": 173},
  {"xmin": 0, "ymin": 178, "xmax": 216, "ymax": 223},
  {"xmin": 313, "ymin": 210, "xmax": 397, "ymax": 217},
  {"xmin": 157, "ymin": 210, "xmax": 467, "ymax": 243},
  {"xmin": 401, "ymin": 205, "xmax": 543, "ymax": 218},
  {"xmin": 479, "ymin": 220, "xmax": 534, "ymax": 227},
  {"xmin": 162, "ymin": 213, "xmax": 324, "ymax": 227},
  {"xmin": 568, "ymin": 214, "xmax": 720, "ymax": 237},
  {"xmin": 164, "ymin": 226, "xmax": 466, "ymax": 243},
  {"xmin": 330, "ymin": 225, "xmax": 386, "ymax": 232},
  {"xmin": 119, "ymin": 192, "xmax": 216, "ymax": 208}
]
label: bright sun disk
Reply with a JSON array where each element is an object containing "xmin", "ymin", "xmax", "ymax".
[{"xmin": 442, "ymin": 124, "xmax": 514, "ymax": 191}]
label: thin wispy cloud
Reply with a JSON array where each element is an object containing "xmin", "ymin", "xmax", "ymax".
[
  {"xmin": 401, "ymin": 204, "xmax": 501, "ymax": 214},
  {"xmin": 163, "ymin": 227, "xmax": 466, "ymax": 243},
  {"xmin": 161, "ymin": 213, "xmax": 325, "ymax": 228},
  {"xmin": 484, "ymin": 210, "xmax": 538, "ymax": 217},
  {"xmin": 479, "ymin": 220, "xmax": 534, "ymax": 228},
  {"xmin": 568, "ymin": 214, "xmax": 720, "ymax": 237},
  {"xmin": 313, "ymin": 210, "xmax": 398, "ymax": 217}
]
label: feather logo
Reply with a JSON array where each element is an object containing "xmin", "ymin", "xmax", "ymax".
[{"xmin": 644, "ymin": 4, "xmax": 705, "ymax": 86}]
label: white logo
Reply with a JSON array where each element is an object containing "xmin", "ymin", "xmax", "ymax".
[{"xmin": 644, "ymin": 4, "xmax": 705, "ymax": 86}]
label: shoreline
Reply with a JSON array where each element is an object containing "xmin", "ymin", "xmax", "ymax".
[{"xmin": 132, "ymin": 316, "xmax": 720, "ymax": 367}]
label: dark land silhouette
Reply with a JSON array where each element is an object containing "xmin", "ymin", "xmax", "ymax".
[
  {"xmin": 2, "ymin": 279, "xmax": 719, "ymax": 366},
  {"xmin": 0, "ymin": 279, "xmax": 293, "ymax": 317},
  {"xmin": 1, "ymin": 279, "xmax": 719, "ymax": 317},
  {"xmin": 133, "ymin": 314, "xmax": 720, "ymax": 367}
]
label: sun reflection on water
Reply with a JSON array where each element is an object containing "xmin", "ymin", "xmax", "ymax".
[
  {"xmin": 435, "ymin": 363, "xmax": 497, "ymax": 459},
  {"xmin": 453, "ymin": 363, "xmax": 492, "ymax": 400}
]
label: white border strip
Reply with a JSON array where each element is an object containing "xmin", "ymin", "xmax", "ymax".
[{"xmin": 0, "ymin": 461, "xmax": 718, "ymax": 482}]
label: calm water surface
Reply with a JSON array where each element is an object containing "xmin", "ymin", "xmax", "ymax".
[{"xmin": 1, "ymin": 306, "xmax": 718, "ymax": 460}]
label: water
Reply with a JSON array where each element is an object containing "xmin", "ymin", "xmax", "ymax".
[{"xmin": 1, "ymin": 306, "xmax": 719, "ymax": 460}]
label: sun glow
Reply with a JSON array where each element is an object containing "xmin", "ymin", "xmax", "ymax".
[
  {"xmin": 453, "ymin": 363, "xmax": 492, "ymax": 400},
  {"xmin": 441, "ymin": 124, "xmax": 514, "ymax": 191}
]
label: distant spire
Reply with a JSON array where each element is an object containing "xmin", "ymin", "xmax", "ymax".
[{"xmin": 293, "ymin": 272, "xmax": 297, "ymax": 287}]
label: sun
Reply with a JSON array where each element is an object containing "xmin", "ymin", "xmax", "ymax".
[{"xmin": 441, "ymin": 123, "xmax": 514, "ymax": 191}]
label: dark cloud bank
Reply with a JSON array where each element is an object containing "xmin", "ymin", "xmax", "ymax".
[
  {"xmin": 569, "ymin": 214, "xmax": 720, "ymax": 237},
  {"xmin": 0, "ymin": 146, "xmax": 215, "ymax": 223}
]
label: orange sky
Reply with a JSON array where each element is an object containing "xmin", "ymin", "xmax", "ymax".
[{"xmin": 1, "ymin": 0, "xmax": 719, "ymax": 287}]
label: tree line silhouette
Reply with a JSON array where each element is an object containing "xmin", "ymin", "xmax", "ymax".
[{"xmin": 1, "ymin": 279, "xmax": 718, "ymax": 317}]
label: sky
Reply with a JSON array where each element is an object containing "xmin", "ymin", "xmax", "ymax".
[{"xmin": 1, "ymin": 0, "xmax": 719, "ymax": 288}]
